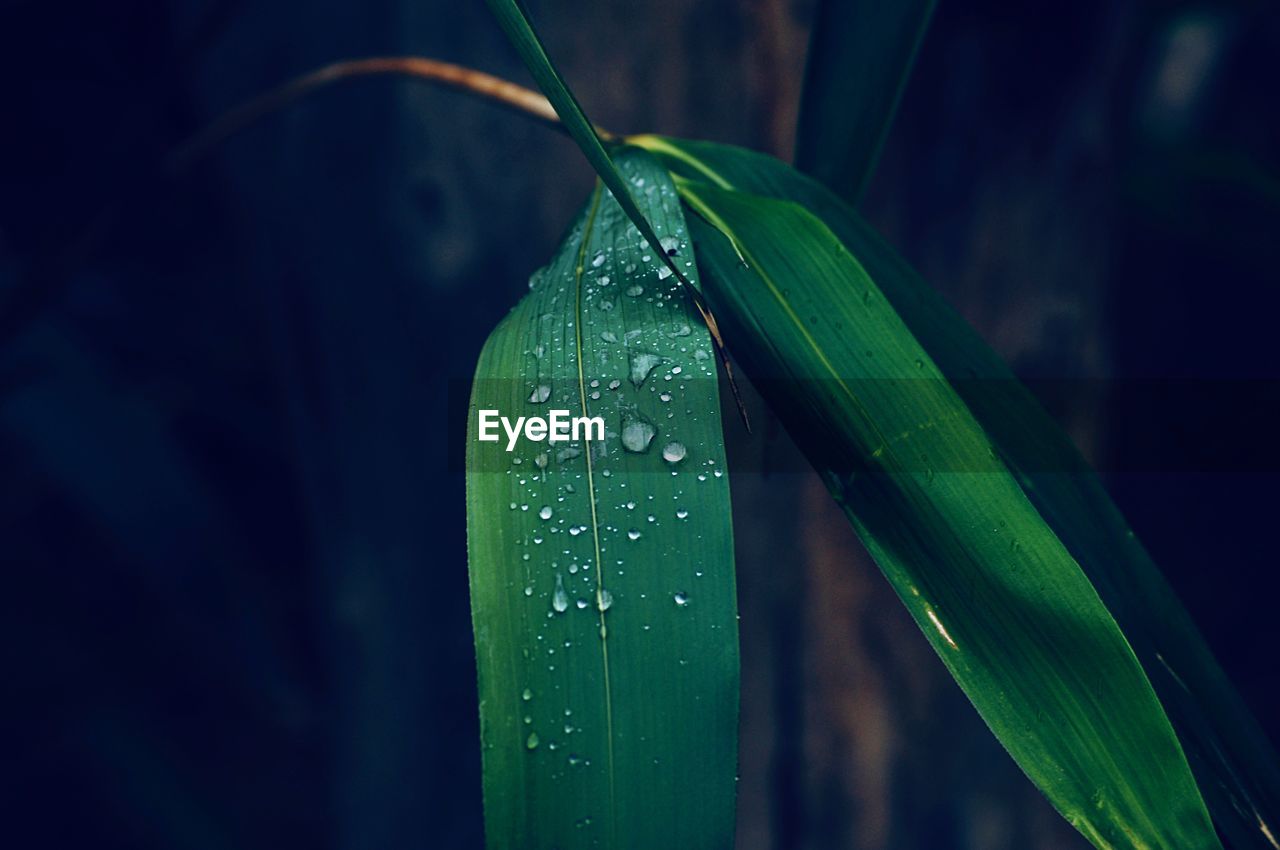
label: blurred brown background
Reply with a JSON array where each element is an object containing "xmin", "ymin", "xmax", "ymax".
[{"xmin": 3, "ymin": 0, "xmax": 1278, "ymax": 848}]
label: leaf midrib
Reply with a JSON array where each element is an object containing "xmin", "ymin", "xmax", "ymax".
[{"xmin": 571, "ymin": 182, "xmax": 617, "ymax": 845}]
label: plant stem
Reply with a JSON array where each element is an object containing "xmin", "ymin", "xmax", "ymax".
[
  {"xmin": 166, "ymin": 56, "xmax": 581, "ymax": 173},
  {"xmin": 0, "ymin": 56, "xmax": 593, "ymax": 348}
]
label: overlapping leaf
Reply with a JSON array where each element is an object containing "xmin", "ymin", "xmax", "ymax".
[
  {"xmin": 673, "ymin": 175, "xmax": 1220, "ymax": 850},
  {"xmin": 466, "ymin": 150, "xmax": 738, "ymax": 850},
  {"xmin": 632, "ymin": 134, "xmax": 1280, "ymax": 850}
]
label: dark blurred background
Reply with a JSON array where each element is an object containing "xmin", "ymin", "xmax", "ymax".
[{"xmin": 2, "ymin": 0, "xmax": 1278, "ymax": 847}]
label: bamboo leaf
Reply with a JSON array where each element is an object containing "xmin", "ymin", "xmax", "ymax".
[
  {"xmin": 793, "ymin": 0, "xmax": 936, "ymax": 203},
  {"xmin": 674, "ymin": 175, "xmax": 1221, "ymax": 850},
  {"xmin": 633, "ymin": 134, "xmax": 1280, "ymax": 850},
  {"xmin": 466, "ymin": 149, "xmax": 738, "ymax": 850}
]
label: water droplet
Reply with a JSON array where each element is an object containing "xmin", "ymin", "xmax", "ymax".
[
  {"xmin": 659, "ymin": 235, "xmax": 681, "ymax": 255},
  {"xmin": 556, "ymin": 446, "xmax": 582, "ymax": 463},
  {"xmin": 676, "ymin": 508, "xmax": 689, "ymax": 519},
  {"xmin": 668, "ymin": 324, "xmax": 691, "ymax": 338},
  {"xmin": 596, "ymin": 588, "xmax": 613, "ymax": 612},
  {"xmin": 599, "ymin": 300, "xmax": 614, "ymax": 312},
  {"xmin": 914, "ymin": 359, "xmax": 924, "ymax": 369},
  {"xmin": 608, "ymin": 379, "xmax": 621, "ymax": 390},
  {"xmin": 656, "ymin": 266, "xmax": 673, "ymax": 280},
  {"xmin": 530, "ymin": 384, "xmax": 551, "ymax": 404},
  {"xmin": 674, "ymin": 592, "xmax": 690, "ymax": 607},
  {"xmin": 598, "ymin": 275, "xmax": 611, "ymax": 286},
  {"xmin": 552, "ymin": 575, "xmax": 569, "ymax": 613},
  {"xmin": 539, "ymin": 505, "xmax": 553, "ymax": 520},
  {"xmin": 625, "ymin": 284, "xmax": 644, "ymax": 297},
  {"xmin": 662, "ymin": 441, "xmax": 687, "ymax": 464},
  {"xmin": 591, "ymin": 252, "xmax": 605, "ymax": 268},
  {"xmin": 620, "ymin": 412, "xmax": 657, "ymax": 453},
  {"xmin": 627, "ymin": 528, "xmax": 642, "ymax": 541},
  {"xmin": 522, "ymin": 688, "xmax": 533, "ymax": 701},
  {"xmin": 629, "ymin": 352, "xmax": 662, "ymax": 387},
  {"xmin": 526, "ymin": 732, "xmax": 540, "ymax": 750},
  {"xmin": 534, "ymin": 452, "xmax": 549, "ymax": 469},
  {"xmin": 600, "ymin": 331, "xmax": 618, "ymax": 344}
]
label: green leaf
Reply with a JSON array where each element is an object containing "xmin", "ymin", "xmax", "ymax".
[
  {"xmin": 633, "ymin": 134, "xmax": 1280, "ymax": 850},
  {"xmin": 793, "ymin": 0, "xmax": 936, "ymax": 203},
  {"xmin": 674, "ymin": 176, "xmax": 1221, "ymax": 850},
  {"xmin": 466, "ymin": 149, "xmax": 738, "ymax": 850},
  {"xmin": 483, "ymin": 0, "xmax": 695, "ymax": 293}
]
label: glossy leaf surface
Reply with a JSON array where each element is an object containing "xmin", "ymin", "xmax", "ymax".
[
  {"xmin": 467, "ymin": 150, "xmax": 738, "ymax": 850},
  {"xmin": 676, "ymin": 176, "xmax": 1221, "ymax": 850},
  {"xmin": 635, "ymin": 134, "xmax": 1280, "ymax": 850}
]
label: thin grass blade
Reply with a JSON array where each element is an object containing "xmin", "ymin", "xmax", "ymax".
[{"xmin": 793, "ymin": 0, "xmax": 936, "ymax": 203}]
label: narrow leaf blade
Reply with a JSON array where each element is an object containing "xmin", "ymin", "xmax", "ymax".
[
  {"xmin": 678, "ymin": 177, "xmax": 1221, "ymax": 850},
  {"xmin": 634, "ymin": 134, "xmax": 1280, "ymax": 850},
  {"xmin": 793, "ymin": 0, "xmax": 936, "ymax": 203},
  {"xmin": 467, "ymin": 149, "xmax": 738, "ymax": 850}
]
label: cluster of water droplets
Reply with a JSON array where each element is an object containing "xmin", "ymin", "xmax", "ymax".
[{"xmin": 504, "ymin": 162, "xmax": 738, "ymax": 791}]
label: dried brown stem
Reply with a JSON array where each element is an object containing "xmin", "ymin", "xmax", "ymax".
[{"xmin": 165, "ymin": 56, "xmax": 571, "ymax": 173}]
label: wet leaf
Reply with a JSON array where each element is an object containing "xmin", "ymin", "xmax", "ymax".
[{"xmin": 466, "ymin": 149, "xmax": 737, "ymax": 850}]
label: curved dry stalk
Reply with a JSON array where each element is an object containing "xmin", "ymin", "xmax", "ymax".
[
  {"xmin": 0, "ymin": 56, "xmax": 607, "ymax": 348},
  {"xmin": 165, "ymin": 56, "xmax": 599, "ymax": 173}
]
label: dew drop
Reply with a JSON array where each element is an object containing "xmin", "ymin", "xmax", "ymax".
[
  {"xmin": 676, "ymin": 508, "xmax": 689, "ymax": 519},
  {"xmin": 596, "ymin": 588, "xmax": 614, "ymax": 612},
  {"xmin": 627, "ymin": 528, "xmax": 642, "ymax": 541},
  {"xmin": 625, "ymin": 284, "xmax": 645, "ymax": 297},
  {"xmin": 522, "ymin": 688, "xmax": 533, "ymax": 701},
  {"xmin": 600, "ymin": 330, "xmax": 618, "ymax": 344},
  {"xmin": 552, "ymin": 575, "xmax": 569, "ymax": 613},
  {"xmin": 662, "ymin": 441, "xmax": 687, "ymax": 464},
  {"xmin": 629, "ymin": 352, "xmax": 662, "ymax": 387},
  {"xmin": 659, "ymin": 235, "xmax": 681, "ymax": 255},
  {"xmin": 529, "ymin": 384, "xmax": 551, "ymax": 404},
  {"xmin": 591, "ymin": 252, "xmax": 606, "ymax": 268},
  {"xmin": 656, "ymin": 266, "xmax": 673, "ymax": 280},
  {"xmin": 620, "ymin": 412, "xmax": 657, "ymax": 453},
  {"xmin": 526, "ymin": 732, "xmax": 540, "ymax": 750},
  {"xmin": 674, "ymin": 592, "xmax": 690, "ymax": 607}
]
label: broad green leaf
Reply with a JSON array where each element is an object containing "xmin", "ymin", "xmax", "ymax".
[
  {"xmin": 466, "ymin": 149, "xmax": 738, "ymax": 850},
  {"xmin": 794, "ymin": 0, "xmax": 936, "ymax": 204},
  {"xmin": 633, "ymin": 134, "xmax": 1280, "ymax": 850},
  {"xmin": 675, "ymin": 177, "xmax": 1221, "ymax": 850}
]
